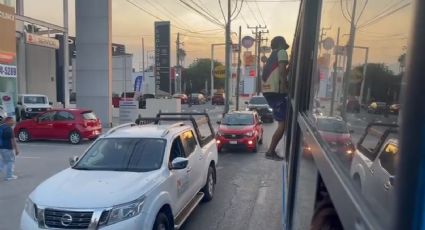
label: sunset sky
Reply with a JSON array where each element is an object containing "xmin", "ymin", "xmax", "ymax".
[{"xmin": 21, "ymin": 0, "xmax": 301, "ymax": 70}]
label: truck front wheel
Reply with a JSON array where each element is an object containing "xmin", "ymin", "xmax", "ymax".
[
  {"xmin": 153, "ymin": 212, "xmax": 172, "ymax": 230},
  {"xmin": 202, "ymin": 166, "xmax": 215, "ymax": 202}
]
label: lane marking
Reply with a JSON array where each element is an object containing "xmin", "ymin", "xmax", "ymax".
[
  {"xmin": 16, "ymin": 156, "xmax": 41, "ymax": 159},
  {"xmin": 256, "ymin": 187, "xmax": 268, "ymax": 205}
]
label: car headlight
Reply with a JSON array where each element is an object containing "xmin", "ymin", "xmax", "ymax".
[
  {"xmin": 216, "ymin": 131, "xmax": 223, "ymax": 136},
  {"xmin": 268, "ymin": 108, "xmax": 273, "ymax": 112},
  {"xmin": 24, "ymin": 198, "xmax": 37, "ymax": 221},
  {"xmin": 245, "ymin": 131, "xmax": 254, "ymax": 137},
  {"xmin": 26, "ymin": 108, "xmax": 32, "ymax": 112},
  {"xmin": 105, "ymin": 196, "xmax": 145, "ymax": 225}
]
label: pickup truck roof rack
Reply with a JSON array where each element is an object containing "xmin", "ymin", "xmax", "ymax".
[
  {"xmin": 104, "ymin": 123, "xmax": 137, "ymax": 136},
  {"xmin": 136, "ymin": 111, "xmax": 215, "ymax": 147}
]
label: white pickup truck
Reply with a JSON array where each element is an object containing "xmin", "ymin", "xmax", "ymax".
[
  {"xmin": 350, "ymin": 123, "xmax": 399, "ymax": 213},
  {"xmin": 16, "ymin": 94, "xmax": 52, "ymax": 121},
  {"xmin": 21, "ymin": 112, "xmax": 218, "ymax": 230}
]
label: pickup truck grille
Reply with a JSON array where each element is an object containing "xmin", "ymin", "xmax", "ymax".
[
  {"xmin": 44, "ymin": 209, "xmax": 93, "ymax": 229},
  {"xmin": 223, "ymin": 134, "xmax": 244, "ymax": 139}
]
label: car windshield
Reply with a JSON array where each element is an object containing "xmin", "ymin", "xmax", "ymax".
[
  {"xmin": 249, "ymin": 97, "xmax": 268, "ymax": 105},
  {"xmin": 223, "ymin": 114, "xmax": 253, "ymax": 125},
  {"xmin": 24, "ymin": 96, "xmax": 46, "ymax": 104},
  {"xmin": 82, "ymin": 111, "xmax": 97, "ymax": 120},
  {"xmin": 74, "ymin": 138, "xmax": 166, "ymax": 172},
  {"xmin": 317, "ymin": 119, "xmax": 348, "ymax": 134}
]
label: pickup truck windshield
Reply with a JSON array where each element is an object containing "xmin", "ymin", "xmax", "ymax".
[
  {"xmin": 249, "ymin": 97, "xmax": 268, "ymax": 105},
  {"xmin": 74, "ymin": 138, "xmax": 166, "ymax": 172},
  {"xmin": 223, "ymin": 114, "xmax": 254, "ymax": 125},
  {"xmin": 24, "ymin": 96, "xmax": 46, "ymax": 104}
]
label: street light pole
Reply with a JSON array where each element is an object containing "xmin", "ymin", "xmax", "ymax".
[
  {"xmin": 224, "ymin": 0, "xmax": 232, "ymax": 114},
  {"xmin": 210, "ymin": 43, "xmax": 226, "ymax": 98},
  {"xmin": 63, "ymin": 0, "xmax": 69, "ymax": 108},
  {"xmin": 358, "ymin": 46, "xmax": 369, "ymax": 105},
  {"xmin": 342, "ymin": 0, "xmax": 357, "ymax": 121}
]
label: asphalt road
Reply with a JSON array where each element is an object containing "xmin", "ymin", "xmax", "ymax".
[{"xmin": 0, "ymin": 102, "xmax": 284, "ymax": 230}]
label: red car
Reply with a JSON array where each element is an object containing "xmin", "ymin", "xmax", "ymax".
[
  {"xmin": 216, "ymin": 111, "xmax": 263, "ymax": 152},
  {"xmin": 211, "ymin": 93, "xmax": 225, "ymax": 105},
  {"xmin": 315, "ymin": 116, "xmax": 355, "ymax": 160},
  {"xmin": 14, "ymin": 109, "xmax": 102, "ymax": 144},
  {"xmin": 172, "ymin": 93, "xmax": 188, "ymax": 104}
]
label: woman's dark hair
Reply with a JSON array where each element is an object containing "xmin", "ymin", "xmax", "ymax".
[{"xmin": 271, "ymin": 36, "xmax": 289, "ymax": 50}]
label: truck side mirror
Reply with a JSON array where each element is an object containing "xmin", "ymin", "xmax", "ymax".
[
  {"xmin": 49, "ymin": 102, "xmax": 53, "ymax": 105},
  {"xmin": 69, "ymin": 156, "xmax": 79, "ymax": 167},
  {"xmin": 171, "ymin": 157, "xmax": 188, "ymax": 170},
  {"xmin": 244, "ymin": 101, "xmax": 248, "ymax": 105},
  {"xmin": 216, "ymin": 121, "xmax": 221, "ymax": 125}
]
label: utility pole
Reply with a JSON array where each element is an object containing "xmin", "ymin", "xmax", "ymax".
[
  {"xmin": 176, "ymin": 33, "xmax": 180, "ymax": 94},
  {"xmin": 142, "ymin": 37, "xmax": 145, "ymax": 74},
  {"xmin": 256, "ymin": 31, "xmax": 268, "ymax": 95},
  {"xmin": 236, "ymin": 26, "xmax": 242, "ymax": 111},
  {"xmin": 63, "ymin": 0, "xmax": 70, "ymax": 108},
  {"xmin": 330, "ymin": 28, "xmax": 340, "ymax": 116},
  {"xmin": 248, "ymin": 25, "xmax": 268, "ymax": 95},
  {"xmin": 357, "ymin": 46, "xmax": 369, "ymax": 105},
  {"xmin": 342, "ymin": 0, "xmax": 357, "ymax": 121},
  {"xmin": 224, "ymin": 0, "xmax": 232, "ymax": 113}
]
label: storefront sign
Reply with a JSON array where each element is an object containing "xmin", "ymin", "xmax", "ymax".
[
  {"xmin": 0, "ymin": 4, "xmax": 16, "ymax": 65},
  {"xmin": 26, "ymin": 33, "xmax": 60, "ymax": 49},
  {"xmin": 0, "ymin": 63, "xmax": 17, "ymax": 78},
  {"xmin": 0, "ymin": 92, "xmax": 15, "ymax": 118},
  {"xmin": 214, "ymin": 65, "xmax": 226, "ymax": 79},
  {"xmin": 154, "ymin": 21, "xmax": 171, "ymax": 95}
]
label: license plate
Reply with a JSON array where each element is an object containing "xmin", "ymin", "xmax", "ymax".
[{"xmin": 229, "ymin": 140, "xmax": 237, "ymax": 144}]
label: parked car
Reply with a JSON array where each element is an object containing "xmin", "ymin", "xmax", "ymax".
[
  {"xmin": 350, "ymin": 123, "xmax": 399, "ymax": 212},
  {"xmin": 216, "ymin": 111, "xmax": 263, "ymax": 152},
  {"xmin": 314, "ymin": 116, "xmax": 355, "ymax": 160},
  {"xmin": 191, "ymin": 93, "xmax": 206, "ymax": 104},
  {"xmin": 16, "ymin": 94, "xmax": 52, "ymax": 121},
  {"xmin": 20, "ymin": 112, "xmax": 218, "ymax": 230},
  {"xmin": 211, "ymin": 93, "xmax": 225, "ymax": 105},
  {"xmin": 389, "ymin": 104, "xmax": 400, "ymax": 114},
  {"xmin": 245, "ymin": 96, "xmax": 274, "ymax": 123},
  {"xmin": 367, "ymin": 102, "xmax": 387, "ymax": 114},
  {"xmin": 172, "ymin": 93, "xmax": 188, "ymax": 104},
  {"xmin": 14, "ymin": 109, "xmax": 101, "ymax": 144}
]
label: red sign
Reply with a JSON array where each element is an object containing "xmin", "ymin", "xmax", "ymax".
[{"xmin": 249, "ymin": 69, "xmax": 256, "ymax": 77}]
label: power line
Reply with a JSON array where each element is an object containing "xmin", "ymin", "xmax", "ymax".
[
  {"xmin": 127, "ymin": 0, "xmax": 223, "ymax": 34},
  {"xmin": 355, "ymin": 0, "xmax": 368, "ymax": 24},
  {"xmin": 340, "ymin": 0, "xmax": 351, "ymax": 22},
  {"xmin": 246, "ymin": 1, "xmax": 261, "ymax": 25},
  {"xmin": 254, "ymin": 0, "xmax": 267, "ymax": 25},
  {"xmin": 188, "ymin": 0, "xmax": 224, "ymax": 25},
  {"xmin": 139, "ymin": 0, "xmax": 190, "ymax": 29},
  {"xmin": 218, "ymin": 0, "xmax": 227, "ymax": 23},
  {"xmin": 359, "ymin": 1, "xmax": 411, "ymax": 28},
  {"xmin": 232, "ymin": 0, "xmax": 245, "ymax": 21},
  {"xmin": 178, "ymin": 0, "xmax": 224, "ymax": 27},
  {"xmin": 231, "ymin": 0, "xmax": 239, "ymax": 16}
]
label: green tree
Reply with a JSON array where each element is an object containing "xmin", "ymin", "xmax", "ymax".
[
  {"xmin": 350, "ymin": 63, "xmax": 400, "ymax": 103},
  {"xmin": 182, "ymin": 58, "xmax": 224, "ymax": 94}
]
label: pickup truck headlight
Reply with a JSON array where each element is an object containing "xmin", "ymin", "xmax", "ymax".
[
  {"xmin": 105, "ymin": 196, "xmax": 145, "ymax": 225},
  {"xmin": 268, "ymin": 108, "xmax": 273, "ymax": 112},
  {"xmin": 245, "ymin": 131, "xmax": 254, "ymax": 137},
  {"xmin": 26, "ymin": 108, "xmax": 32, "ymax": 112},
  {"xmin": 24, "ymin": 198, "xmax": 37, "ymax": 221}
]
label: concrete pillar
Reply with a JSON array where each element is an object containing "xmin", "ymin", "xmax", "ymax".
[{"xmin": 75, "ymin": 0, "xmax": 112, "ymax": 127}]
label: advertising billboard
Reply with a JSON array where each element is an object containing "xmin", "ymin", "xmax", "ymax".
[
  {"xmin": 154, "ymin": 21, "xmax": 170, "ymax": 95},
  {"xmin": 0, "ymin": 3, "xmax": 17, "ymax": 115}
]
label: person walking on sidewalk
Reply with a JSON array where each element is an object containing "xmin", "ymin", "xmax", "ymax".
[
  {"xmin": 0, "ymin": 117, "xmax": 19, "ymax": 181},
  {"xmin": 262, "ymin": 36, "xmax": 290, "ymax": 161}
]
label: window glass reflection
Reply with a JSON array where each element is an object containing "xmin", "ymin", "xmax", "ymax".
[{"xmin": 309, "ymin": 0, "xmax": 412, "ymax": 226}]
